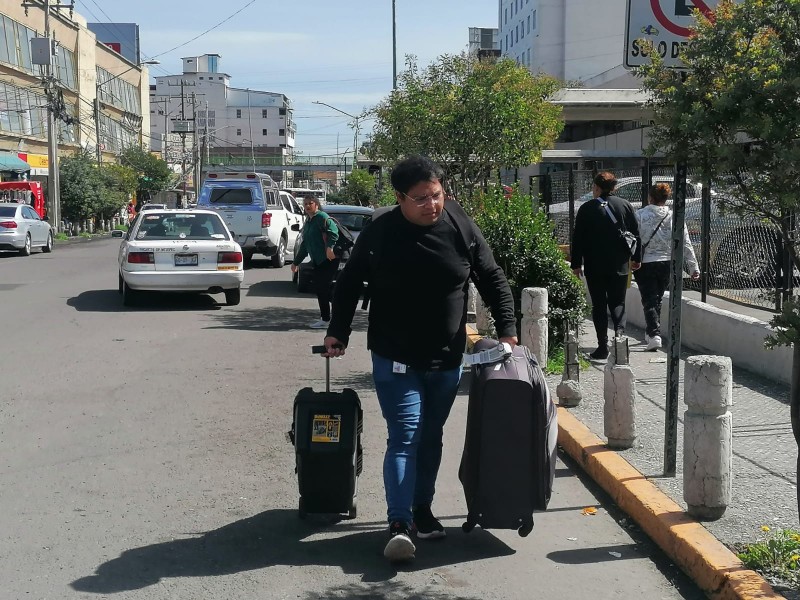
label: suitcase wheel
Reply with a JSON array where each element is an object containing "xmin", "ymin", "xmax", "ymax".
[
  {"xmin": 298, "ymin": 497, "xmax": 307, "ymax": 520},
  {"xmin": 462, "ymin": 520, "xmax": 476, "ymax": 533},
  {"xmin": 518, "ymin": 519, "xmax": 534, "ymax": 537}
]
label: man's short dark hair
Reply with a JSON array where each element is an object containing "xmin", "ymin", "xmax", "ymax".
[{"xmin": 390, "ymin": 155, "xmax": 445, "ymax": 194}]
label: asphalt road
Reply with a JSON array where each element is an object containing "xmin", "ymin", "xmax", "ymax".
[{"xmin": 0, "ymin": 239, "xmax": 704, "ymax": 599}]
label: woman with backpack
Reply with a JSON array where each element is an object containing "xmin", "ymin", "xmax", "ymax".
[
  {"xmin": 635, "ymin": 183, "xmax": 700, "ymax": 351},
  {"xmin": 291, "ymin": 196, "xmax": 340, "ymax": 329}
]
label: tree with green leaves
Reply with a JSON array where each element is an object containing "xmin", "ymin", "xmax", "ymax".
[
  {"xmin": 59, "ymin": 152, "xmax": 102, "ymax": 221},
  {"xmin": 638, "ymin": 0, "xmax": 800, "ymax": 517},
  {"xmin": 97, "ymin": 163, "xmax": 137, "ymax": 219},
  {"xmin": 119, "ymin": 146, "xmax": 174, "ymax": 204},
  {"xmin": 370, "ymin": 54, "xmax": 564, "ymax": 198},
  {"xmin": 343, "ymin": 168, "xmax": 376, "ymax": 206}
]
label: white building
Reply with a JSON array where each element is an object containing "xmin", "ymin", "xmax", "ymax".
[
  {"xmin": 498, "ymin": 0, "xmax": 636, "ymax": 87},
  {"xmin": 468, "ymin": 27, "xmax": 500, "ymax": 59},
  {"xmin": 149, "ymin": 54, "xmax": 295, "ymax": 185}
]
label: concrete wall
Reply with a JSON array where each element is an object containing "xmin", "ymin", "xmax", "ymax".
[{"xmin": 624, "ymin": 283, "xmax": 792, "ymax": 385}]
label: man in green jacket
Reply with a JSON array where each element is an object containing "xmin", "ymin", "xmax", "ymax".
[{"xmin": 291, "ymin": 196, "xmax": 340, "ymax": 329}]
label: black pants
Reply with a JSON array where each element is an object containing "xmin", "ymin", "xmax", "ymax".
[
  {"xmin": 633, "ymin": 261, "xmax": 669, "ymax": 337},
  {"xmin": 585, "ymin": 271, "xmax": 629, "ymax": 345},
  {"xmin": 313, "ymin": 258, "xmax": 340, "ymax": 321}
]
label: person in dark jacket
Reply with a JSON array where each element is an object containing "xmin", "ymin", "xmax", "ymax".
[
  {"xmin": 322, "ymin": 155, "xmax": 517, "ymax": 563},
  {"xmin": 291, "ymin": 196, "xmax": 339, "ymax": 329},
  {"xmin": 571, "ymin": 171, "xmax": 641, "ymax": 360}
]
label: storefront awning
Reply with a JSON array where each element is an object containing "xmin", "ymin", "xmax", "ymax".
[{"xmin": 0, "ymin": 153, "xmax": 31, "ymax": 174}]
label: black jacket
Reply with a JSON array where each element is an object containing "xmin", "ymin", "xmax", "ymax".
[
  {"xmin": 327, "ymin": 202, "xmax": 517, "ymax": 371},
  {"xmin": 570, "ymin": 195, "xmax": 641, "ymax": 277}
]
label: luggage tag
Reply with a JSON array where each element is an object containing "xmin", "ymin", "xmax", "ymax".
[{"xmin": 392, "ymin": 361, "xmax": 407, "ymax": 374}]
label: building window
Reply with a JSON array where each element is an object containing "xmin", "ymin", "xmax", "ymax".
[
  {"xmin": 218, "ymin": 77, "xmax": 223, "ymax": 80},
  {"xmin": 199, "ymin": 76, "xmax": 204, "ymax": 80},
  {"xmin": 527, "ymin": 15, "xmax": 531, "ymax": 33},
  {"xmin": 279, "ymin": 107, "xmax": 286, "ymax": 116},
  {"xmin": 527, "ymin": 48, "xmax": 531, "ymax": 64},
  {"xmin": 532, "ymin": 10, "xmax": 536, "ymax": 30},
  {"xmin": 262, "ymin": 109, "xmax": 268, "ymax": 118},
  {"xmin": 236, "ymin": 109, "xmax": 241, "ymax": 118},
  {"xmin": 521, "ymin": 22, "xmax": 524, "ymax": 38},
  {"xmin": 504, "ymin": 7, "xmax": 507, "ymax": 23},
  {"xmin": 236, "ymin": 129, "xmax": 242, "ymax": 136},
  {"xmin": 279, "ymin": 128, "xmax": 285, "ymax": 136},
  {"xmin": 262, "ymin": 128, "xmax": 268, "ymax": 135}
]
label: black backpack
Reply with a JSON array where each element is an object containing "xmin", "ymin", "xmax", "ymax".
[{"xmin": 322, "ymin": 216, "xmax": 355, "ymax": 258}]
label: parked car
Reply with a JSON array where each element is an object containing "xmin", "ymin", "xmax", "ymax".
[
  {"xmin": 197, "ymin": 171, "xmax": 295, "ymax": 267},
  {"xmin": 140, "ymin": 203, "xmax": 167, "ymax": 211},
  {"xmin": 114, "ymin": 209, "xmax": 244, "ymax": 307},
  {"xmin": 0, "ymin": 202, "xmax": 53, "ymax": 255},
  {"xmin": 291, "ymin": 204, "xmax": 374, "ymax": 293},
  {"xmin": 278, "ymin": 190, "xmax": 304, "ymax": 252}
]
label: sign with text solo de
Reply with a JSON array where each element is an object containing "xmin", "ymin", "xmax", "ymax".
[{"xmin": 624, "ymin": 0, "xmax": 729, "ymax": 69}]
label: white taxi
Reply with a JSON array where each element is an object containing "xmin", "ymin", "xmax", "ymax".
[{"xmin": 115, "ymin": 209, "xmax": 244, "ymax": 307}]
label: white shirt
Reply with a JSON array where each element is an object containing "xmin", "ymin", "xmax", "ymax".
[{"xmin": 636, "ymin": 204, "xmax": 699, "ymax": 274}]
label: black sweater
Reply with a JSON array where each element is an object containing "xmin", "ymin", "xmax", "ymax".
[
  {"xmin": 570, "ymin": 194, "xmax": 641, "ymax": 277},
  {"xmin": 328, "ymin": 204, "xmax": 517, "ymax": 370}
]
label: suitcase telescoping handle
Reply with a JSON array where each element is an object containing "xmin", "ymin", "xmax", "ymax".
[{"xmin": 311, "ymin": 344, "xmax": 344, "ymax": 393}]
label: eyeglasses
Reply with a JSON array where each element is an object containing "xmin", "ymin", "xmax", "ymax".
[{"xmin": 401, "ymin": 190, "xmax": 445, "ymax": 206}]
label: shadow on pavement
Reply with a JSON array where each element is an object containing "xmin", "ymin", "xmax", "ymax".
[
  {"xmin": 301, "ymin": 581, "xmax": 484, "ymax": 600},
  {"xmin": 70, "ymin": 508, "xmax": 515, "ymax": 594},
  {"xmin": 67, "ymin": 290, "xmax": 222, "ymax": 312},
  {"xmin": 247, "ymin": 279, "xmax": 303, "ymax": 299},
  {"xmin": 546, "ymin": 543, "xmax": 642, "ymax": 564},
  {"xmin": 207, "ymin": 307, "xmax": 369, "ymax": 332}
]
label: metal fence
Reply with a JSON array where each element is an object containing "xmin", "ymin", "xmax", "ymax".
[{"xmin": 536, "ymin": 165, "xmax": 796, "ymax": 313}]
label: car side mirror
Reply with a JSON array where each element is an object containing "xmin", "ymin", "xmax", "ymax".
[
  {"xmin": 42, "ymin": 215, "xmax": 49, "ymax": 222},
  {"xmin": 291, "ymin": 223, "xmax": 300, "ymax": 232},
  {"xmin": 111, "ymin": 229, "xmax": 125, "ymax": 238}
]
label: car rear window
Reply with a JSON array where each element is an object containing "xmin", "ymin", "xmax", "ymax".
[
  {"xmin": 133, "ymin": 213, "xmax": 231, "ymax": 241},
  {"xmin": 0, "ymin": 206, "xmax": 16, "ymax": 217},
  {"xmin": 208, "ymin": 188, "xmax": 255, "ymax": 205},
  {"xmin": 331, "ymin": 213, "xmax": 371, "ymax": 232}
]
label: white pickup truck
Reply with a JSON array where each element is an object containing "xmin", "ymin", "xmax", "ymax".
[{"xmin": 197, "ymin": 171, "xmax": 300, "ymax": 267}]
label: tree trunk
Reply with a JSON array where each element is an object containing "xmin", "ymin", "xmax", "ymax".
[{"xmin": 793, "ymin": 342, "xmax": 800, "ymax": 520}]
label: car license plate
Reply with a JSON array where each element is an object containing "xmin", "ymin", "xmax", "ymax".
[{"xmin": 174, "ymin": 254, "xmax": 198, "ymax": 266}]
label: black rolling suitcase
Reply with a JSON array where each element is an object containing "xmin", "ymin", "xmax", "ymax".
[
  {"xmin": 288, "ymin": 346, "xmax": 363, "ymax": 519},
  {"xmin": 459, "ymin": 338, "xmax": 557, "ymax": 537}
]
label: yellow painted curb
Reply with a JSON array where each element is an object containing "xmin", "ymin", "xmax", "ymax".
[{"xmin": 557, "ymin": 408, "xmax": 780, "ymax": 600}]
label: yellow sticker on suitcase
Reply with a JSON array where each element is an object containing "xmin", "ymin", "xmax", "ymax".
[{"xmin": 311, "ymin": 414, "xmax": 341, "ymax": 443}]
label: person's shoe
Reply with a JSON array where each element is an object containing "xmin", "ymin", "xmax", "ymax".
[
  {"xmin": 644, "ymin": 334, "xmax": 652, "ymax": 345},
  {"xmin": 308, "ymin": 319, "xmax": 330, "ymax": 329},
  {"xmin": 413, "ymin": 505, "xmax": 446, "ymax": 540},
  {"xmin": 589, "ymin": 346, "xmax": 609, "ymax": 361},
  {"xmin": 646, "ymin": 335, "xmax": 662, "ymax": 351},
  {"xmin": 384, "ymin": 521, "xmax": 415, "ymax": 562}
]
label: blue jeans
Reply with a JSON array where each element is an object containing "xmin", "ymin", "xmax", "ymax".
[{"xmin": 372, "ymin": 353, "xmax": 462, "ymax": 525}]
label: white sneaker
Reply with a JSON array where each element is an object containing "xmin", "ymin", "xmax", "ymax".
[
  {"xmin": 309, "ymin": 319, "xmax": 329, "ymax": 329},
  {"xmin": 384, "ymin": 522, "xmax": 416, "ymax": 562},
  {"xmin": 646, "ymin": 335, "xmax": 662, "ymax": 351}
]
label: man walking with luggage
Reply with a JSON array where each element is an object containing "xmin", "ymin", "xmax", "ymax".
[{"xmin": 322, "ymin": 155, "xmax": 518, "ymax": 562}]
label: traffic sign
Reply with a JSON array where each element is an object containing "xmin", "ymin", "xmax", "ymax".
[{"xmin": 625, "ymin": 0, "xmax": 724, "ymax": 69}]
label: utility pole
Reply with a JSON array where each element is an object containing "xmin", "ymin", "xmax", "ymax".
[
  {"xmin": 24, "ymin": 0, "xmax": 75, "ymax": 231},
  {"xmin": 247, "ymin": 88, "xmax": 255, "ymax": 172},
  {"xmin": 191, "ymin": 91, "xmax": 199, "ymax": 196},
  {"xmin": 392, "ymin": 0, "xmax": 397, "ymax": 90},
  {"xmin": 94, "ymin": 94, "xmax": 102, "ymax": 164}
]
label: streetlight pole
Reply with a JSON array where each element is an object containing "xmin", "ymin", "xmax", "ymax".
[
  {"xmin": 312, "ymin": 100, "xmax": 361, "ymax": 172},
  {"xmin": 392, "ymin": 0, "xmax": 397, "ymax": 90}
]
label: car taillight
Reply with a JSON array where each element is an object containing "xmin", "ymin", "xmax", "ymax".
[
  {"xmin": 127, "ymin": 251, "xmax": 154, "ymax": 264},
  {"xmin": 218, "ymin": 251, "xmax": 243, "ymax": 263},
  {"xmin": 262, "ymin": 212, "xmax": 271, "ymax": 227},
  {"xmin": 0, "ymin": 221, "xmax": 17, "ymax": 229}
]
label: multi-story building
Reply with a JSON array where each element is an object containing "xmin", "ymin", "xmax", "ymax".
[
  {"xmin": 148, "ymin": 54, "xmax": 295, "ymax": 188},
  {"xmin": 468, "ymin": 27, "xmax": 500, "ymax": 61},
  {"xmin": 0, "ymin": 4, "xmax": 150, "ymax": 183},
  {"xmin": 498, "ymin": 0, "xmax": 650, "ymax": 184}
]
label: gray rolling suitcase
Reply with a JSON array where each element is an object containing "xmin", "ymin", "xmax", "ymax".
[{"xmin": 459, "ymin": 339, "xmax": 557, "ymax": 536}]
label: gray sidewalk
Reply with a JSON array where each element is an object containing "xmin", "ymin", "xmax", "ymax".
[{"xmin": 549, "ymin": 318, "xmax": 798, "ymax": 551}]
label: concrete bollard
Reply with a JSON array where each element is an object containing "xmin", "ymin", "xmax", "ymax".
[
  {"xmin": 474, "ymin": 287, "xmax": 496, "ymax": 338},
  {"xmin": 557, "ymin": 328, "xmax": 583, "ymax": 407},
  {"xmin": 521, "ymin": 288, "xmax": 548, "ymax": 364},
  {"xmin": 467, "ymin": 282, "xmax": 478, "ymax": 324},
  {"xmin": 603, "ymin": 336, "xmax": 637, "ymax": 449},
  {"xmin": 683, "ymin": 355, "xmax": 733, "ymax": 520}
]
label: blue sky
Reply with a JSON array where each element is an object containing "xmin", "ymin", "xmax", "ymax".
[{"xmin": 80, "ymin": 0, "xmax": 498, "ymax": 157}]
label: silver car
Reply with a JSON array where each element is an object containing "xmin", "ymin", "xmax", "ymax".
[{"xmin": 0, "ymin": 202, "xmax": 53, "ymax": 255}]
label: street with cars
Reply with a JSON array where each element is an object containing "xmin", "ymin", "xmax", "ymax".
[{"xmin": 0, "ymin": 237, "xmax": 704, "ymax": 599}]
